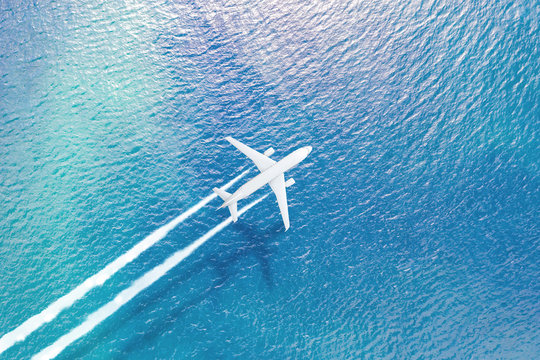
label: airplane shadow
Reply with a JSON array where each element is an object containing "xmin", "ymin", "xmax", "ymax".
[{"xmin": 61, "ymin": 221, "xmax": 281, "ymax": 360}]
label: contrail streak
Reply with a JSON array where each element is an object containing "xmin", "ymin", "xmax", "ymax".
[
  {"xmin": 0, "ymin": 170, "xmax": 249, "ymax": 355},
  {"xmin": 33, "ymin": 193, "xmax": 269, "ymax": 360}
]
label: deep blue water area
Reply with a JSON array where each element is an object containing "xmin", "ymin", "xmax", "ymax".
[{"xmin": 0, "ymin": 0, "xmax": 538, "ymax": 358}]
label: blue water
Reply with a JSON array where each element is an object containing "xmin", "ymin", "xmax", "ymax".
[{"xmin": 1, "ymin": 0, "xmax": 538, "ymax": 358}]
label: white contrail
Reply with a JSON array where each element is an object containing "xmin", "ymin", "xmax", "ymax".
[
  {"xmin": 0, "ymin": 170, "xmax": 249, "ymax": 355},
  {"xmin": 33, "ymin": 193, "xmax": 269, "ymax": 360}
]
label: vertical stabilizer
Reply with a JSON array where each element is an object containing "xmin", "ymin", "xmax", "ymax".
[{"xmin": 213, "ymin": 187, "xmax": 239, "ymax": 222}]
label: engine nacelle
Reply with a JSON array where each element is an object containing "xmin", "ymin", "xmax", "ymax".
[
  {"xmin": 264, "ymin": 147, "xmax": 275, "ymax": 156},
  {"xmin": 285, "ymin": 178, "xmax": 295, "ymax": 187}
]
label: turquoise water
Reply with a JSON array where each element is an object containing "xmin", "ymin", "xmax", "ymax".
[{"xmin": 1, "ymin": 0, "xmax": 538, "ymax": 358}]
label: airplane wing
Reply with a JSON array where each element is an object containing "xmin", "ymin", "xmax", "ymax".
[
  {"xmin": 226, "ymin": 136, "xmax": 275, "ymax": 172},
  {"xmin": 268, "ymin": 174, "xmax": 290, "ymax": 230}
]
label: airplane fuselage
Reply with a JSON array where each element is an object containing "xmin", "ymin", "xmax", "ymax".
[{"xmin": 223, "ymin": 146, "xmax": 311, "ymax": 206}]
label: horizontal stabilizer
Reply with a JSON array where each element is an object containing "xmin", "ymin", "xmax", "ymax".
[
  {"xmin": 228, "ymin": 201, "xmax": 238, "ymax": 222},
  {"xmin": 213, "ymin": 187, "xmax": 231, "ymax": 202},
  {"xmin": 213, "ymin": 187, "xmax": 238, "ymax": 221}
]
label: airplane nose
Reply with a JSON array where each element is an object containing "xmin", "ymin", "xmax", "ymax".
[{"xmin": 306, "ymin": 146, "xmax": 312, "ymax": 154}]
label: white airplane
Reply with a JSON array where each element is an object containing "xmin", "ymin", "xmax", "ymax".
[{"xmin": 214, "ymin": 136, "xmax": 312, "ymax": 230}]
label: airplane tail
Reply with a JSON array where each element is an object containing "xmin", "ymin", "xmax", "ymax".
[{"xmin": 213, "ymin": 187, "xmax": 238, "ymax": 222}]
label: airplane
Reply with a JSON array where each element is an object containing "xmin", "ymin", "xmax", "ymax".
[{"xmin": 214, "ymin": 137, "xmax": 312, "ymax": 230}]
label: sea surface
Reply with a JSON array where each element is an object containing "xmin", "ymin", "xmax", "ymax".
[{"xmin": 0, "ymin": 0, "xmax": 538, "ymax": 359}]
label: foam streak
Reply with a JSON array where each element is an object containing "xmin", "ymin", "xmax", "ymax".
[
  {"xmin": 33, "ymin": 193, "xmax": 268, "ymax": 360},
  {"xmin": 0, "ymin": 170, "xmax": 248, "ymax": 355}
]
